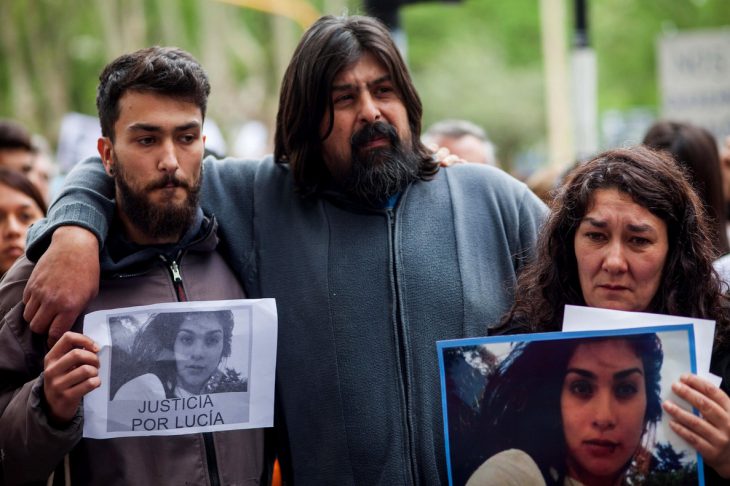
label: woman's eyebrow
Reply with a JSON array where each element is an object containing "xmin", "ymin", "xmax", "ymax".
[
  {"xmin": 626, "ymin": 223, "xmax": 653, "ymax": 233},
  {"xmin": 565, "ymin": 368, "xmax": 596, "ymax": 379},
  {"xmin": 580, "ymin": 217, "xmax": 607, "ymax": 228},
  {"xmin": 613, "ymin": 368, "xmax": 644, "ymax": 380}
]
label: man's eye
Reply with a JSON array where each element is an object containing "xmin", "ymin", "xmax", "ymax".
[
  {"xmin": 138, "ymin": 137, "xmax": 155, "ymax": 146},
  {"xmin": 179, "ymin": 134, "xmax": 197, "ymax": 144}
]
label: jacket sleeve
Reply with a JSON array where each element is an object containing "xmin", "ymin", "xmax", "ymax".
[
  {"xmin": 26, "ymin": 156, "xmax": 115, "ymax": 262},
  {"xmin": 0, "ymin": 260, "xmax": 83, "ymax": 484}
]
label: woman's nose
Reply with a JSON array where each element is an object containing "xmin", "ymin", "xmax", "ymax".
[
  {"xmin": 591, "ymin": 392, "xmax": 617, "ymax": 431},
  {"xmin": 2, "ymin": 216, "xmax": 22, "ymax": 239},
  {"xmin": 189, "ymin": 341, "xmax": 204, "ymax": 359},
  {"xmin": 601, "ymin": 241, "xmax": 628, "ymax": 274}
]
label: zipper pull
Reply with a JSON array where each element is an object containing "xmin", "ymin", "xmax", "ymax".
[
  {"xmin": 169, "ymin": 260, "xmax": 182, "ymax": 283},
  {"xmin": 160, "ymin": 255, "xmax": 188, "ymax": 302}
]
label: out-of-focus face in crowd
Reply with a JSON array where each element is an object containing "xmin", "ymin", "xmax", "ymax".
[{"xmin": 0, "ymin": 178, "xmax": 44, "ymax": 274}]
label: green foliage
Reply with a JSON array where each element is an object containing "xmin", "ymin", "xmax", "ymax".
[
  {"xmin": 626, "ymin": 441, "xmax": 699, "ymax": 485},
  {"xmin": 1, "ymin": 0, "xmax": 729, "ymax": 168}
]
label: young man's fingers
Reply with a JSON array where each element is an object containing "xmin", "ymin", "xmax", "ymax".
[
  {"xmin": 46, "ymin": 363, "xmax": 100, "ymax": 392},
  {"xmin": 44, "ymin": 332, "xmax": 98, "ymax": 363}
]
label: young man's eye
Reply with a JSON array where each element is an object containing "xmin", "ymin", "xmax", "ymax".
[
  {"xmin": 179, "ymin": 133, "xmax": 197, "ymax": 144},
  {"xmin": 138, "ymin": 137, "xmax": 155, "ymax": 146}
]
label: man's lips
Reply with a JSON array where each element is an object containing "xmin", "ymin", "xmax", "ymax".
[{"xmin": 360, "ymin": 136, "xmax": 390, "ymax": 149}]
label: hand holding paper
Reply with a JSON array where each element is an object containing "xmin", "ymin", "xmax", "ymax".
[
  {"xmin": 43, "ymin": 332, "xmax": 100, "ymax": 424},
  {"xmin": 664, "ymin": 374, "xmax": 730, "ymax": 479}
]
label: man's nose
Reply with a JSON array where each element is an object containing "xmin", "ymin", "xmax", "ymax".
[
  {"xmin": 158, "ymin": 139, "xmax": 180, "ymax": 173},
  {"xmin": 359, "ymin": 92, "xmax": 382, "ymax": 124}
]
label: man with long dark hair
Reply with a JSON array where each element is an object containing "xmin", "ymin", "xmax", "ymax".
[{"xmin": 20, "ymin": 15, "xmax": 545, "ymax": 484}]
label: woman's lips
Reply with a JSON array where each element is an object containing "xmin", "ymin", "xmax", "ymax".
[
  {"xmin": 583, "ymin": 439, "xmax": 620, "ymax": 456},
  {"xmin": 3, "ymin": 246, "xmax": 23, "ymax": 258},
  {"xmin": 598, "ymin": 284, "xmax": 629, "ymax": 291}
]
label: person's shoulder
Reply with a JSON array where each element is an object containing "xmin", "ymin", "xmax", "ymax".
[
  {"xmin": 445, "ymin": 164, "xmax": 532, "ymax": 197},
  {"xmin": 113, "ymin": 373, "xmax": 166, "ymax": 401},
  {"xmin": 714, "ymin": 253, "xmax": 730, "ymax": 292},
  {"xmin": 466, "ymin": 449, "xmax": 546, "ymax": 486},
  {"xmin": 0, "ymin": 256, "xmax": 36, "ymax": 317},
  {"xmin": 202, "ymin": 154, "xmax": 292, "ymax": 188}
]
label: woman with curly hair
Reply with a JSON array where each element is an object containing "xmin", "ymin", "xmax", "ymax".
[
  {"xmin": 485, "ymin": 146, "xmax": 730, "ymax": 484},
  {"xmin": 114, "ymin": 310, "xmax": 247, "ymax": 399}
]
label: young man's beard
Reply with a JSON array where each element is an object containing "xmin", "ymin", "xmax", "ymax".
[
  {"xmin": 342, "ymin": 121, "xmax": 422, "ymax": 207},
  {"xmin": 114, "ymin": 156, "xmax": 201, "ymax": 241}
]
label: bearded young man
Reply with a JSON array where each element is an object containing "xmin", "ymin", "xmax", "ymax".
[
  {"xmin": 0, "ymin": 47, "xmax": 264, "ymax": 485},
  {"xmin": 21, "ymin": 15, "xmax": 545, "ymax": 484}
]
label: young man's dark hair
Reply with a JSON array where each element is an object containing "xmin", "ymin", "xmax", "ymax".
[
  {"xmin": 274, "ymin": 15, "xmax": 437, "ymax": 195},
  {"xmin": 96, "ymin": 46, "xmax": 211, "ymax": 141}
]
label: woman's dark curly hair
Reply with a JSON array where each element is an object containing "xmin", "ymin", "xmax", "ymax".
[{"xmin": 502, "ymin": 146, "xmax": 730, "ymax": 348}]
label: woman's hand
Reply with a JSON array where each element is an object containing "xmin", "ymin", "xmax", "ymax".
[{"xmin": 663, "ymin": 373, "xmax": 730, "ymax": 478}]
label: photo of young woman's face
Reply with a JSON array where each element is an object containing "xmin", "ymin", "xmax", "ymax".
[
  {"xmin": 560, "ymin": 339, "xmax": 647, "ymax": 486},
  {"xmin": 174, "ymin": 315, "xmax": 225, "ymax": 394}
]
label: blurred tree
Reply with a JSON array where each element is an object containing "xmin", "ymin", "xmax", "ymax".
[{"xmin": 0, "ymin": 0, "xmax": 728, "ymax": 172}]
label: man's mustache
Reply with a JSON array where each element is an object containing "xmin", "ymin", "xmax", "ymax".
[
  {"xmin": 145, "ymin": 173, "xmax": 190, "ymax": 191},
  {"xmin": 350, "ymin": 121, "xmax": 399, "ymax": 151}
]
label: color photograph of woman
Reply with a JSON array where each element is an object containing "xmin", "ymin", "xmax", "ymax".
[{"xmin": 440, "ymin": 329, "xmax": 698, "ymax": 486}]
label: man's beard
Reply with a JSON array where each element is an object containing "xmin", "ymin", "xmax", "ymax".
[
  {"xmin": 114, "ymin": 155, "xmax": 201, "ymax": 241},
  {"xmin": 342, "ymin": 121, "xmax": 421, "ymax": 207}
]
